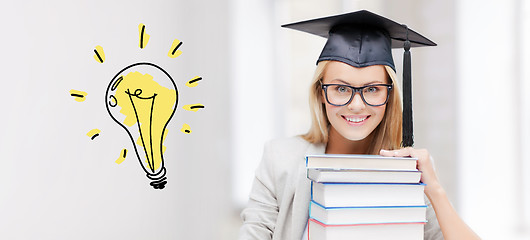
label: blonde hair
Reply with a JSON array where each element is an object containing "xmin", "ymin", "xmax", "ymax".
[{"xmin": 301, "ymin": 61, "xmax": 403, "ymax": 154}]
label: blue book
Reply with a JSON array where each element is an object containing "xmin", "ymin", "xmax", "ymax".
[
  {"xmin": 309, "ymin": 200, "xmax": 427, "ymax": 225},
  {"xmin": 311, "ymin": 182, "xmax": 426, "ymax": 207}
]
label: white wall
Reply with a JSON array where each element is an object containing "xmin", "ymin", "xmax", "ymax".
[
  {"xmin": 230, "ymin": 0, "xmax": 277, "ymax": 207},
  {"xmin": 457, "ymin": 0, "xmax": 530, "ymax": 238},
  {"xmin": 522, "ymin": 0, "xmax": 530, "ymax": 232}
]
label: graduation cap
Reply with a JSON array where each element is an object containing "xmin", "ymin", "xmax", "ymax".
[{"xmin": 281, "ymin": 10, "xmax": 436, "ymax": 147}]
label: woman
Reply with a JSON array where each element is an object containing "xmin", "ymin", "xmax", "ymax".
[{"xmin": 239, "ymin": 10, "xmax": 480, "ymax": 240}]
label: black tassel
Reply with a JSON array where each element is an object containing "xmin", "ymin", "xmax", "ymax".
[{"xmin": 402, "ymin": 25, "xmax": 414, "ymax": 147}]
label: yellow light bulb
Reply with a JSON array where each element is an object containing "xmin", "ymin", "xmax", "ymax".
[{"xmin": 105, "ymin": 62, "xmax": 178, "ymax": 189}]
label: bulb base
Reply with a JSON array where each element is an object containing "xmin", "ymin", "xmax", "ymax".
[
  {"xmin": 150, "ymin": 177, "xmax": 168, "ymax": 189},
  {"xmin": 147, "ymin": 167, "xmax": 167, "ymax": 189}
]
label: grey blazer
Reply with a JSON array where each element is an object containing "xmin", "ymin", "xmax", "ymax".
[{"xmin": 239, "ymin": 136, "xmax": 444, "ymax": 240}]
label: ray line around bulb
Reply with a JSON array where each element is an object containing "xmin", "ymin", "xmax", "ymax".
[
  {"xmin": 171, "ymin": 41, "xmax": 183, "ymax": 55},
  {"xmin": 93, "ymin": 49, "xmax": 104, "ymax": 63},
  {"xmin": 140, "ymin": 25, "xmax": 146, "ymax": 49},
  {"xmin": 91, "ymin": 133, "xmax": 100, "ymax": 140},
  {"xmin": 188, "ymin": 77, "xmax": 202, "ymax": 84},
  {"xmin": 126, "ymin": 89, "xmax": 155, "ymax": 172}
]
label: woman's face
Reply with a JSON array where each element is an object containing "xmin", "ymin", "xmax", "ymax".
[{"xmin": 322, "ymin": 61, "xmax": 388, "ymax": 141}]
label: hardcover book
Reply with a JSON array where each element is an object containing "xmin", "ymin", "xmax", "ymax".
[
  {"xmin": 309, "ymin": 200, "xmax": 427, "ymax": 225},
  {"xmin": 311, "ymin": 182, "xmax": 426, "ymax": 207},
  {"xmin": 308, "ymin": 218, "xmax": 425, "ymax": 240},
  {"xmin": 307, "ymin": 168, "xmax": 421, "ymax": 183},
  {"xmin": 306, "ymin": 154, "xmax": 418, "ymax": 171}
]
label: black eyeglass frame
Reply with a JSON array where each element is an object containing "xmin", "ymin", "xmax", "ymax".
[{"xmin": 320, "ymin": 81, "xmax": 393, "ymax": 107}]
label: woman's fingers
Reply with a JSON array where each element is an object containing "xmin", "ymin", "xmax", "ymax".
[
  {"xmin": 381, "ymin": 148, "xmax": 442, "ymax": 198},
  {"xmin": 380, "ymin": 147, "xmax": 413, "ymax": 157}
]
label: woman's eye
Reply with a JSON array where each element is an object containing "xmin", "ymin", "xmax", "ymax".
[
  {"xmin": 337, "ymin": 86, "xmax": 349, "ymax": 93},
  {"xmin": 365, "ymin": 86, "xmax": 378, "ymax": 93}
]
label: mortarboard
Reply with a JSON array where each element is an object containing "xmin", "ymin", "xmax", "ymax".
[{"xmin": 281, "ymin": 10, "xmax": 436, "ymax": 147}]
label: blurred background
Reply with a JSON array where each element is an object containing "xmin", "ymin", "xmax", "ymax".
[{"xmin": 0, "ymin": 0, "xmax": 528, "ymax": 239}]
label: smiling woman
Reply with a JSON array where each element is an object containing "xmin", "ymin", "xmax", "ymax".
[
  {"xmin": 239, "ymin": 10, "xmax": 480, "ymax": 240},
  {"xmin": 304, "ymin": 61, "xmax": 402, "ymax": 155},
  {"xmin": 310, "ymin": 61, "xmax": 398, "ymax": 154}
]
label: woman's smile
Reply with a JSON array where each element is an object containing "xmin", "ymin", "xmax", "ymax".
[{"xmin": 342, "ymin": 115, "xmax": 370, "ymax": 125}]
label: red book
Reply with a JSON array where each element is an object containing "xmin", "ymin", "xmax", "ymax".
[{"xmin": 308, "ymin": 218, "xmax": 425, "ymax": 240}]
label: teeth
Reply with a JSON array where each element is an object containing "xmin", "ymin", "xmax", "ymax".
[{"xmin": 345, "ymin": 116, "xmax": 367, "ymax": 123}]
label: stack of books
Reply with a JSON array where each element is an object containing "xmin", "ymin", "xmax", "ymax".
[{"xmin": 305, "ymin": 154, "xmax": 427, "ymax": 240}]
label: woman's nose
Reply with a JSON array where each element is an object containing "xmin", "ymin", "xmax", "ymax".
[{"xmin": 347, "ymin": 92, "xmax": 366, "ymax": 111}]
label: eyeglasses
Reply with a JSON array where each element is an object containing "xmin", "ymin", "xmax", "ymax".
[{"xmin": 320, "ymin": 81, "xmax": 393, "ymax": 107}]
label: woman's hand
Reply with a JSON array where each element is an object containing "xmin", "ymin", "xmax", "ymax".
[
  {"xmin": 379, "ymin": 148, "xmax": 442, "ymax": 201},
  {"xmin": 380, "ymin": 147, "xmax": 481, "ymax": 239}
]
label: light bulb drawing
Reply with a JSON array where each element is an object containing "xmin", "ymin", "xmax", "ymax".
[
  {"xmin": 105, "ymin": 62, "xmax": 178, "ymax": 189},
  {"xmin": 70, "ymin": 23, "xmax": 205, "ymax": 190}
]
